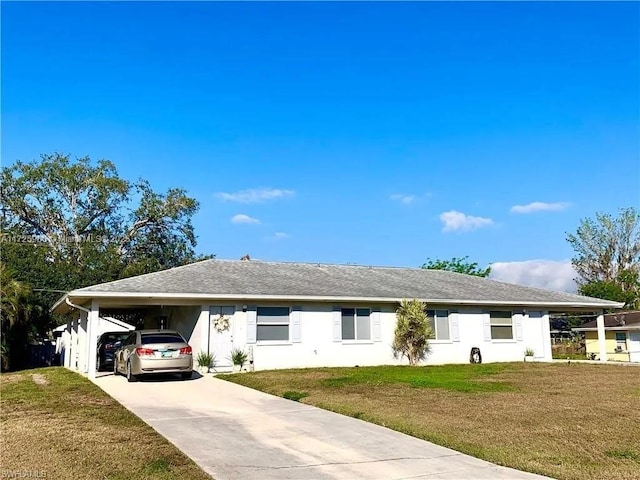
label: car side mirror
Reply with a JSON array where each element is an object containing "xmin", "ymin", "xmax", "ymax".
[{"xmin": 114, "ymin": 341, "xmax": 122, "ymax": 349}]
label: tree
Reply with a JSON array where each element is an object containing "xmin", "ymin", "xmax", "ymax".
[
  {"xmin": 578, "ymin": 271, "xmax": 640, "ymax": 310},
  {"xmin": 0, "ymin": 153, "xmax": 212, "ymax": 369},
  {"xmin": 567, "ymin": 207, "xmax": 640, "ymax": 308},
  {"xmin": 392, "ymin": 299, "xmax": 432, "ymax": 365},
  {"xmin": 421, "ymin": 256, "xmax": 491, "ymax": 277},
  {"xmin": 0, "ymin": 153, "xmax": 200, "ymax": 271},
  {"xmin": 0, "ymin": 263, "xmax": 39, "ymax": 371},
  {"xmin": 0, "ymin": 264, "xmax": 31, "ymax": 329}
]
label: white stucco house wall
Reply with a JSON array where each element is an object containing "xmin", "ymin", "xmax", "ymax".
[{"xmin": 51, "ymin": 259, "xmax": 622, "ymax": 378}]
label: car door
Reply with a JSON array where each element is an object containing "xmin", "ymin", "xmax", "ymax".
[
  {"xmin": 97, "ymin": 334, "xmax": 105, "ymax": 366},
  {"xmin": 123, "ymin": 332, "xmax": 138, "ymax": 366},
  {"xmin": 117, "ymin": 332, "xmax": 136, "ymax": 371},
  {"xmin": 114, "ymin": 334, "xmax": 125, "ymax": 372}
]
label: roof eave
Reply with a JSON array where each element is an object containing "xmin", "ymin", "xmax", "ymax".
[
  {"xmin": 573, "ymin": 325, "xmax": 640, "ymax": 332},
  {"xmin": 51, "ymin": 294, "xmax": 92, "ymax": 315},
  {"xmin": 51, "ymin": 294, "xmax": 69, "ymax": 314},
  {"xmin": 58, "ymin": 290, "xmax": 624, "ymax": 310}
]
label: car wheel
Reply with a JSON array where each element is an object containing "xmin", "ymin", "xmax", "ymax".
[
  {"xmin": 126, "ymin": 361, "xmax": 137, "ymax": 383},
  {"xmin": 181, "ymin": 372, "xmax": 192, "ymax": 381}
]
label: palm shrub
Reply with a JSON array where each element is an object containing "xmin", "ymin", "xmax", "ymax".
[
  {"xmin": 0, "ymin": 263, "xmax": 37, "ymax": 371},
  {"xmin": 392, "ymin": 298, "xmax": 432, "ymax": 365},
  {"xmin": 196, "ymin": 351, "xmax": 215, "ymax": 369},
  {"xmin": 229, "ymin": 348, "xmax": 249, "ymax": 369}
]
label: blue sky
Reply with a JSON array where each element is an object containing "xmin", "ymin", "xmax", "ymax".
[{"xmin": 2, "ymin": 1, "xmax": 639, "ymax": 291}]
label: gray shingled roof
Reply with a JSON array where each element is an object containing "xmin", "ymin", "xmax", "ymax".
[{"xmin": 57, "ymin": 259, "xmax": 622, "ymax": 309}]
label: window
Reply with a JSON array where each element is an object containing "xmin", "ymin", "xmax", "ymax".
[
  {"xmin": 101, "ymin": 333, "xmax": 129, "ymax": 344},
  {"xmin": 210, "ymin": 305, "xmax": 235, "ymax": 332},
  {"xmin": 490, "ymin": 311, "xmax": 513, "ymax": 340},
  {"xmin": 141, "ymin": 333, "xmax": 186, "ymax": 345},
  {"xmin": 257, "ymin": 306, "xmax": 290, "ymax": 341},
  {"xmin": 615, "ymin": 332, "xmax": 627, "ymax": 350},
  {"xmin": 426, "ymin": 310, "xmax": 450, "ymax": 340},
  {"xmin": 341, "ymin": 308, "xmax": 371, "ymax": 340},
  {"xmin": 211, "ymin": 306, "xmax": 235, "ymax": 317}
]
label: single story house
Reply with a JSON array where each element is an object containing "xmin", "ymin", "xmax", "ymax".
[
  {"xmin": 573, "ymin": 311, "xmax": 640, "ymax": 362},
  {"xmin": 51, "ymin": 259, "xmax": 623, "ymax": 378}
]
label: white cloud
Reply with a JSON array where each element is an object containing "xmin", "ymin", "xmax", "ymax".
[
  {"xmin": 490, "ymin": 260, "xmax": 578, "ymax": 293},
  {"xmin": 440, "ymin": 210, "xmax": 494, "ymax": 232},
  {"xmin": 390, "ymin": 194, "xmax": 416, "ymax": 205},
  {"xmin": 264, "ymin": 232, "xmax": 290, "ymax": 241},
  {"xmin": 231, "ymin": 214, "xmax": 260, "ymax": 225},
  {"xmin": 215, "ymin": 188, "xmax": 294, "ymax": 204},
  {"xmin": 510, "ymin": 201, "xmax": 570, "ymax": 214}
]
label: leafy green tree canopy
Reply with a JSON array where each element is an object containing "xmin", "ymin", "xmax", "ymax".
[
  {"xmin": 578, "ymin": 278, "xmax": 637, "ymax": 309},
  {"xmin": 421, "ymin": 256, "xmax": 491, "ymax": 277},
  {"xmin": 567, "ymin": 207, "xmax": 639, "ymax": 284},
  {"xmin": 567, "ymin": 207, "xmax": 640, "ymax": 308},
  {"xmin": 1, "ymin": 153, "xmax": 200, "ymax": 272},
  {"xmin": 0, "ymin": 263, "xmax": 40, "ymax": 371},
  {"xmin": 0, "ymin": 153, "xmax": 213, "ymax": 369}
]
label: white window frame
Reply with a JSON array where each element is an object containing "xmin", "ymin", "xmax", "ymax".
[
  {"xmin": 210, "ymin": 305, "xmax": 235, "ymax": 317},
  {"xmin": 426, "ymin": 309, "xmax": 451, "ymax": 342},
  {"xmin": 256, "ymin": 306, "xmax": 290, "ymax": 343},
  {"xmin": 615, "ymin": 332, "xmax": 627, "ymax": 352},
  {"xmin": 341, "ymin": 307, "xmax": 372, "ymax": 342},
  {"xmin": 489, "ymin": 310, "xmax": 514, "ymax": 341}
]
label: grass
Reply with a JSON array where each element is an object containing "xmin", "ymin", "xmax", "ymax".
[
  {"xmin": 282, "ymin": 390, "xmax": 308, "ymax": 401},
  {"xmin": 318, "ymin": 363, "xmax": 515, "ymax": 392},
  {"xmin": 224, "ymin": 363, "xmax": 640, "ymax": 480},
  {"xmin": 552, "ymin": 352, "xmax": 586, "ymax": 360},
  {"xmin": 0, "ymin": 367, "xmax": 212, "ymax": 480},
  {"xmin": 551, "ymin": 344, "xmax": 585, "ymax": 360}
]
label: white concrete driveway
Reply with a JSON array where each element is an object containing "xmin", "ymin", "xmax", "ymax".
[{"xmin": 94, "ymin": 373, "xmax": 551, "ymax": 480}]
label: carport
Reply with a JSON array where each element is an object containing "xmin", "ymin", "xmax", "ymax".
[{"xmin": 53, "ymin": 297, "xmax": 207, "ymax": 379}]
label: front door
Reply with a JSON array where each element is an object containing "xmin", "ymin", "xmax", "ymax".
[
  {"xmin": 629, "ymin": 332, "xmax": 640, "ymax": 363},
  {"xmin": 525, "ymin": 311, "xmax": 547, "ymax": 359},
  {"xmin": 209, "ymin": 306, "xmax": 235, "ymax": 369}
]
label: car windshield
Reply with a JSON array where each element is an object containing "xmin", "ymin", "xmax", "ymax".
[
  {"xmin": 102, "ymin": 333, "xmax": 129, "ymax": 343},
  {"xmin": 141, "ymin": 334, "xmax": 185, "ymax": 345}
]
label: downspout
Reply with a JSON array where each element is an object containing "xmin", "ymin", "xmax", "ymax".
[
  {"xmin": 65, "ymin": 297, "xmax": 90, "ymax": 314},
  {"xmin": 207, "ymin": 308, "xmax": 211, "ymax": 357}
]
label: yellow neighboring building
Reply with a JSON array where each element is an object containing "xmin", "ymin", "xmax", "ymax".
[{"xmin": 573, "ymin": 311, "xmax": 640, "ymax": 363}]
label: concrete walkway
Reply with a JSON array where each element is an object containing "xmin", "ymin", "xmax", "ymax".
[{"xmin": 94, "ymin": 373, "xmax": 551, "ymax": 480}]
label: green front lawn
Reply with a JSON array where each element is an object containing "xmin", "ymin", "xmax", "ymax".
[
  {"xmin": 0, "ymin": 368, "xmax": 212, "ymax": 480},
  {"xmin": 224, "ymin": 363, "xmax": 640, "ymax": 480}
]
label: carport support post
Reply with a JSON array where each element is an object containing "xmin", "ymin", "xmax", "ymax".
[
  {"xmin": 63, "ymin": 319, "xmax": 72, "ymax": 369},
  {"xmin": 70, "ymin": 316, "xmax": 79, "ymax": 370},
  {"xmin": 597, "ymin": 310, "xmax": 607, "ymax": 362},
  {"xmin": 86, "ymin": 300, "xmax": 100, "ymax": 379}
]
